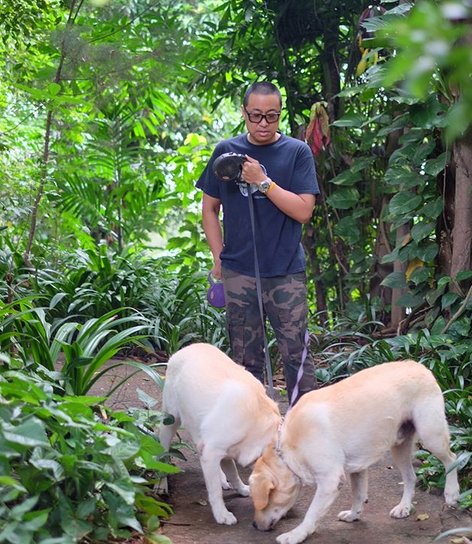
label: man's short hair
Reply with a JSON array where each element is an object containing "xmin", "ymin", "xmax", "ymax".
[{"xmin": 243, "ymin": 82, "xmax": 282, "ymax": 108}]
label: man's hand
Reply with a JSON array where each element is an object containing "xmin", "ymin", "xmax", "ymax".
[
  {"xmin": 241, "ymin": 155, "xmax": 266, "ymax": 185},
  {"xmin": 211, "ymin": 259, "xmax": 222, "ymax": 280}
]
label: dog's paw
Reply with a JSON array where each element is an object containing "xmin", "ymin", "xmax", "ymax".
[
  {"xmin": 390, "ymin": 503, "xmax": 412, "ymax": 518},
  {"xmin": 236, "ymin": 483, "xmax": 250, "ymax": 497},
  {"xmin": 154, "ymin": 477, "xmax": 169, "ymax": 496},
  {"xmin": 337, "ymin": 510, "xmax": 360, "ymax": 522},
  {"xmin": 276, "ymin": 527, "xmax": 309, "ymax": 544},
  {"xmin": 444, "ymin": 487, "xmax": 460, "ymax": 506},
  {"xmin": 221, "ymin": 480, "xmax": 232, "ymax": 490},
  {"xmin": 214, "ymin": 510, "xmax": 237, "ymax": 525}
]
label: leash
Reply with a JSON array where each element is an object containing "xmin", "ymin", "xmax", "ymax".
[
  {"xmin": 247, "ymin": 184, "xmax": 275, "ymax": 400},
  {"xmin": 288, "ymin": 329, "xmax": 310, "ymax": 408},
  {"xmin": 246, "ymin": 183, "xmax": 310, "ymax": 405}
]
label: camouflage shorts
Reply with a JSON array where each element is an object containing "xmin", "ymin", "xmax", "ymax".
[{"xmin": 221, "ymin": 267, "xmax": 316, "ymax": 403}]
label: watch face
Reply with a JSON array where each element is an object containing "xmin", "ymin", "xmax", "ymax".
[{"xmin": 259, "ymin": 180, "xmax": 270, "ymax": 193}]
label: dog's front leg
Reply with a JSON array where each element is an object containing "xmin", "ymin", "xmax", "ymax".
[
  {"xmin": 221, "ymin": 458, "xmax": 250, "ymax": 496},
  {"xmin": 200, "ymin": 448, "xmax": 238, "ymax": 525},
  {"xmin": 277, "ymin": 474, "xmax": 343, "ymax": 544}
]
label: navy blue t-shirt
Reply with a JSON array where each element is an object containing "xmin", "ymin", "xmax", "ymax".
[{"xmin": 196, "ymin": 133, "xmax": 319, "ymax": 277}]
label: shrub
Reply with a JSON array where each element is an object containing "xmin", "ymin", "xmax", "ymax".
[{"xmin": 0, "ymin": 363, "xmax": 176, "ymax": 543}]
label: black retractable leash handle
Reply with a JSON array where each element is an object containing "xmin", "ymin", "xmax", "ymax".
[{"xmin": 213, "ymin": 153, "xmax": 275, "ymax": 400}]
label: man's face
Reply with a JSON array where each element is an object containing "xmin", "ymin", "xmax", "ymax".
[{"xmin": 242, "ymin": 92, "xmax": 281, "ymax": 145}]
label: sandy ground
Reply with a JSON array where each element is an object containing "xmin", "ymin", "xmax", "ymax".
[{"xmin": 90, "ymin": 359, "xmax": 472, "ymax": 544}]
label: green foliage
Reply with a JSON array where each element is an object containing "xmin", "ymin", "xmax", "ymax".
[
  {"xmin": 366, "ymin": 0, "xmax": 472, "ymax": 140},
  {"xmin": 31, "ymin": 245, "xmax": 163, "ymax": 319},
  {"xmin": 0, "ymin": 364, "xmax": 175, "ymax": 543},
  {"xmin": 0, "ymin": 299, "xmax": 164, "ymax": 396},
  {"xmin": 1, "ymin": 241, "xmax": 228, "ymax": 366},
  {"xmin": 143, "ymin": 266, "xmax": 227, "ymax": 355}
]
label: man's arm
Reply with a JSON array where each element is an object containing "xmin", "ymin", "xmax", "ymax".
[
  {"xmin": 202, "ymin": 193, "xmax": 224, "ymax": 279},
  {"xmin": 263, "ymin": 187, "xmax": 316, "ymax": 224},
  {"xmin": 241, "ymin": 156, "xmax": 316, "ymax": 223}
]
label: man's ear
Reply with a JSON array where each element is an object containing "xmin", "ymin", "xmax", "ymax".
[{"xmin": 249, "ymin": 473, "xmax": 275, "ymax": 511}]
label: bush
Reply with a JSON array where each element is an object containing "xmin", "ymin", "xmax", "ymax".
[{"xmin": 0, "ymin": 362, "xmax": 176, "ymax": 543}]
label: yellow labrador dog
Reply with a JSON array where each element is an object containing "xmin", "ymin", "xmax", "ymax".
[
  {"xmin": 250, "ymin": 360, "xmax": 460, "ymax": 544},
  {"xmin": 159, "ymin": 342, "xmax": 281, "ymax": 525}
]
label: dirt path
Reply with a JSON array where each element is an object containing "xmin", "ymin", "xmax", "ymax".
[{"xmin": 91, "ymin": 361, "xmax": 471, "ymax": 544}]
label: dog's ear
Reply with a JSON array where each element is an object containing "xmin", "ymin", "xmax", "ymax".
[{"xmin": 250, "ymin": 473, "xmax": 275, "ymax": 511}]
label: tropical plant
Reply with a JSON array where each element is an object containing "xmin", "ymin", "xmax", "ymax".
[
  {"xmin": 143, "ymin": 266, "xmax": 227, "ymax": 355},
  {"xmin": 0, "ymin": 300, "xmax": 164, "ymax": 396},
  {"xmin": 0, "ymin": 362, "xmax": 176, "ymax": 543}
]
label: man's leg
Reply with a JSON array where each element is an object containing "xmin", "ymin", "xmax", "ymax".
[
  {"xmin": 221, "ymin": 268, "xmax": 265, "ymax": 382},
  {"xmin": 263, "ymin": 273, "xmax": 316, "ymax": 404}
]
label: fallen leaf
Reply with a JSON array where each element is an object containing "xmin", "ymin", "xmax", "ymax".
[{"xmin": 416, "ymin": 513, "xmax": 430, "ymax": 521}]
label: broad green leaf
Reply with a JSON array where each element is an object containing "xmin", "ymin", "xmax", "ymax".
[
  {"xmin": 423, "ymin": 152, "xmax": 449, "ymax": 176},
  {"xmin": 0, "ymin": 475, "xmax": 26, "ymax": 492},
  {"xmin": 414, "ymin": 243, "xmax": 438, "ymax": 262},
  {"xmin": 329, "ymin": 170, "xmax": 362, "ymax": 186},
  {"xmin": 388, "ymin": 192, "xmax": 422, "ymax": 216},
  {"xmin": 411, "ymin": 222, "xmax": 434, "ymax": 242},
  {"xmin": 3, "ymin": 418, "xmax": 49, "ymax": 447},
  {"xmin": 104, "ymin": 480, "xmax": 136, "ymax": 505},
  {"xmin": 9, "ymin": 495, "xmax": 40, "ymax": 517},
  {"xmin": 395, "ymin": 292, "xmax": 424, "ymax": 308},
  {"xmin": 332, "ymin": 112, "xmax": 365, "ymax": 128},
  {"xmin": 334, "ymin": 216, "xmax": 361, "ymax": 243},
  {"xmin": 422, "ymin": 197, "xmax": 443, "ymax": 219},
  {"xmin": 326, "ymin": 187, "xmax": 360, "ymax": 210},
  {"xmin": 447, "ymin": 317, "xmax": 471, "ymax": 337},
  {"xmin": 105, "ymin": 439, "xmax": 141, "ymax": 460},
  {"xmin": 30, "ymin": 458, "xmax": 64, "ymax": 481},
  {"xmin": 380, "ymin": 271, "xmax": 407, "ymax": 289},
  {"xmin": 441, "ymin": 292, "xmax": 460, "ymax": 310},
  {"xmin": 135, "ymin": 452, "xmax": 181, "ymax": 473},
  {"xmin": 456, "ymin": 270, "xmax": 472, "ymax": 282}
]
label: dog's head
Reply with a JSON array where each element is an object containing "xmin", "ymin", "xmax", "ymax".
[{"xmin": 249, "ymin": 445, "xmax": 302, "ymax": 531}]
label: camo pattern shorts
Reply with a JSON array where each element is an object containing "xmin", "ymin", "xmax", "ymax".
[{"xmin": 221, "ymin": 267, "xmax": 316, "ymax": 404}]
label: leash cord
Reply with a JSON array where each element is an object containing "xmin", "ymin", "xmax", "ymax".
[
  {"xmin": 247, "ymin": 185, "xmax": 275, "ymax": 400},
  {"xmin": 288, "ymin": 329, "xmax": 310, "ymax": 408}
]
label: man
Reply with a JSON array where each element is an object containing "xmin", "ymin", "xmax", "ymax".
[{"xmin": 196, "ymin": 81, "xmax": 320, "ymax": 404}]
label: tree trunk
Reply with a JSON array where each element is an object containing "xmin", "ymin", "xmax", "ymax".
[
  {"xmin": 390, "ymin": 223, "xmax": 409, "ymax": 329},
  {"xmin": 23, "ymin": 0, "xmax": 82, "ymax": 266},
  {"xmin": 450, "ymin": 130, "xmax": 472, "ymax": 292}
]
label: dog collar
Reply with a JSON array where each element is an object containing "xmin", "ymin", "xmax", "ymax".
[
  {"xmin": 275, "ymin": 420, "xmax": 284, "ymax": 454},
  {"xmin": 274, "ymin": 420, "xmax": 301, "ymax": 483}
]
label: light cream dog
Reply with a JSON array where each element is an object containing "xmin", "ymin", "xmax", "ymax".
[
  {"xmin": 158, "ymin": 342, "xmax": 281, "ymax": 525},
  {"xmin": 249, "ymin": 360, "xmax": 460, "ymax": 544}
]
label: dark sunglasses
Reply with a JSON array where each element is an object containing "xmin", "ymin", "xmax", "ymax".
[{"xmin": 244, "ymin": 108, "xmax": 281, "ymax": 124}]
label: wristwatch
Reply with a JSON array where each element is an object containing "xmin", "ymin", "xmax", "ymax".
[{"xmin": 258, "ymin": 178, "xmax": 273, "ymax": 193}]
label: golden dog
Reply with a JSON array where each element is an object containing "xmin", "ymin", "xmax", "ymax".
[
  {"xmin": 159, "ymin": 342, "xmax": 281, "ymax": 525},
  {"xmin": 250, "ymin": 360, "xmax": 460, "ymax": 544}
]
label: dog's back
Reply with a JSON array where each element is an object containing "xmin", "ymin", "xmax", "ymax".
[
  {"xmin": 283, "ymin": 360, "xmax": 449, "ymax": 475},
  {"xmin": 161, "ymin": 342, "xmax": 280, "ymax": 464}
]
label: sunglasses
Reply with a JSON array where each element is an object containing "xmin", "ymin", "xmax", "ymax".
[{"xmin": 244, "ymin": 108, "xmax": 281, "ymax": 124}]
